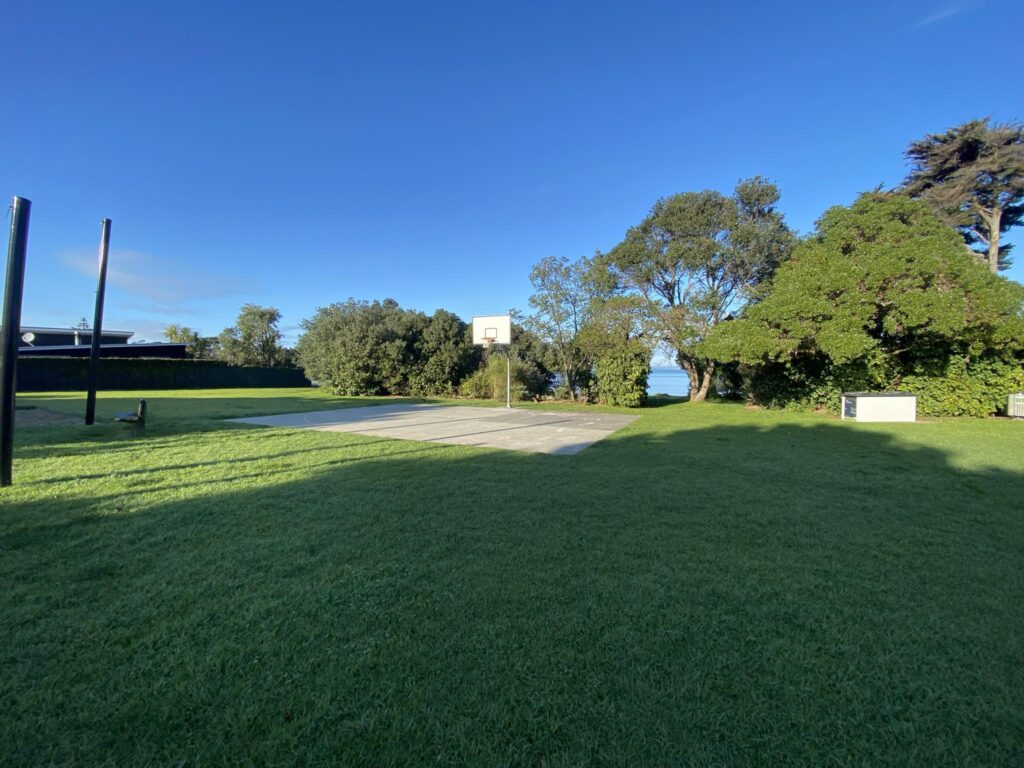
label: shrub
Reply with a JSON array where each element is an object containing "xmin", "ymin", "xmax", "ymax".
[
  {"xmin": 899, "ymin": 356, "xmax": 1024, "ymax": 417},
  {"xmin": 592, "ymin": 345, "xmax": 650, "ymax": 407},
  {"xmin": 458, "ymin": 356, "xmax": 548, "ymax": 401}
]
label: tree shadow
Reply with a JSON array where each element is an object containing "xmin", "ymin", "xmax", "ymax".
[
  {"xmin": 644, "ymin": 393, "xmax": 689, "ymax": 407},
  {"xmin": 3, "ymin": 419, "xmax": 1023, "ymax": 765}
]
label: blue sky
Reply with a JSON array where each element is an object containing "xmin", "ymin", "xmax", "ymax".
[{"xmin": 4, "ymin": 0, "xmax": 1022, "ymax": 345}]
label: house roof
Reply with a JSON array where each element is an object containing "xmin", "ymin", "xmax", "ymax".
[{"xmin": 18, "ymin": 326, "xmax": 134, "ymax": 336}]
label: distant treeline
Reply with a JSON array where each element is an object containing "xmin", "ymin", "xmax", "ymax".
[{"xmin": 297, "ymin": 300, "xmax": 551, "ymax": 401}]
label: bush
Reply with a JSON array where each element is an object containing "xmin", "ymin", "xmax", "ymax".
[
  {"xmin": 592, "ymin": 346, "xmax": 650, "ymax": 407},
  {"xmin": 297, "ymin": 300, "xmax": 476, "ymax": 396},
  {"xmin": 744, "ymin": 355, "xmax": 1024, "ymax": 417},
  {"xmin": 458, "ymin": 367, "xmax": 493, "ymax": 399},
  {"xmin": 459, "ymin": 355, "xmax": 548, "ymax": 401},
  {"xmin": 899, "ymin": 356, "xmax": 1024, "ymax": 417}
]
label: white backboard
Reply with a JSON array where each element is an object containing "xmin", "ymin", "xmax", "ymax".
[{"xmin": 472, "ymin": 314, "xmax": 511, "ymax": 345}]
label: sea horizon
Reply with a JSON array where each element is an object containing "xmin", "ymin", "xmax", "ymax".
[{"xmin": 647, "ymin": 365, "xmax": 689, "ymax": 397}]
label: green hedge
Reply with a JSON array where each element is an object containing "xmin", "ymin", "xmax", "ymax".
[
  {"xmin": 16, "ymin": 357, "xmax": 311, "ymax": 392},
  {"xmin": 745, "ymin": 355, "xmax": 1024, "ymax": 417},
  {"xmin": 592, "ymin": 347, "xmax": 650, "ymax": 407}
]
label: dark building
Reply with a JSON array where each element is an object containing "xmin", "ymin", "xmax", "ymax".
[
  {"xmin": 5, "ymin": 326, "xmax": 188, "ymax": 359},
  {"xmin": 17, "ymin": 325, "xmax": 134, "ymax": 348}
]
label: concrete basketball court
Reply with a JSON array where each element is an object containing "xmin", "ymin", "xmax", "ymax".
[{"xmin": 229, "ymin": 403, "xmax": 638, "ymax": 455}]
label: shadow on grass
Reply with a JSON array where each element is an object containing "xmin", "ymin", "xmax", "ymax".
[
  {"xmin": 3, "ymin": 419, "xmax": 1024, "ymax": 766},
  {"xmin": 644, "ymin": 393, "xmax": 689, "ymax": 408}
]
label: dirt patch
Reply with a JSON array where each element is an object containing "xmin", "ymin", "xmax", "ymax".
[{"xmin": 15, "ymin": 407, "xmax": 81, "ymax": 428}]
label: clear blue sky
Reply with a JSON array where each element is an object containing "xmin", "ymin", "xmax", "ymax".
[{"xmin": 4, "ymin": 0, "xmax": 1022, "ymax": 345}]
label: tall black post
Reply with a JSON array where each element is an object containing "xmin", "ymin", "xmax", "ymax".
[
  {"xmin": 84, "ymin": 218, "xmax": 111, "ymax": 426},
  {"xmin": 1, "ymin": 197, "xmax": 31, "ymax": 487}
]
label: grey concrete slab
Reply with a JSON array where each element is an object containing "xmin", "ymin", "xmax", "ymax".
[{"xmin": 228, "ymin": 403, "xmax": 638, "ymax": 455}]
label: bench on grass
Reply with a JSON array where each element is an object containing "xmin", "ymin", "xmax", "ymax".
[{"xmin": 114, "ymin": 399, "xmax": 147, "ymax": 436}]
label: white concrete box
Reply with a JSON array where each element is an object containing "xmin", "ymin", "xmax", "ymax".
[{"xmin": 841, "ymin": 392, "xmax": 916, "ymax": 423}]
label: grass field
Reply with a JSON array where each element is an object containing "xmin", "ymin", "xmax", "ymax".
[{"xmin": 3, "ymin": 388, "xmax": 1023, "ymax": 766}]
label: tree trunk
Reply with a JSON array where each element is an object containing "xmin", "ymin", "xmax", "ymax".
[
  {"xmin": 988, "ymin": 209, "xmax": 1002, "ymax": 274},
  {"xmin": 680, "ymin": 358, "xmax": 699, "ymax": 400},
  {"xmin": 678, "ymin": 356, "xmax": 715, "ymax": 402},
  {"xmin": 690, "ymin": 363, "xmax": 715, "ymax": 403}
]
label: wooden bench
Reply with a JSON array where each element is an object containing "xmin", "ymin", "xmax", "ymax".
[{"xmin": 114, "ymin": 399, "xmax": 147, "ymax": 436}]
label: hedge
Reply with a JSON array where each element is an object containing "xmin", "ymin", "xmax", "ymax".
[{"xmin": 16, "ymin": 357, "xmax": 311, "ymax": 392}]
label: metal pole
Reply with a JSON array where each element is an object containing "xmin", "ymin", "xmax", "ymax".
[
  {"xmin": 84, "ymin": 219, "xmax": 111, "ymax": 425},
  {"xmin": 1, "ymin": 197, "xmax": 31, "ymax": 487},
  {"xmin": 506, "ymin": 347, "xmax": 511, "ymax": 408}
]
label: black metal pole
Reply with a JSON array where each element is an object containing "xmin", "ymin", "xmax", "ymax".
[
  {"xmin": 84, "ymin": 219, "xmax": 111, "ymax": 426},
  {"xmin": 1, "ymin": 197, "xmax": 31, "ymax": 487}
]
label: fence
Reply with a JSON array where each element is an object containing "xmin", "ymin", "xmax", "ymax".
[{"xmin": 17, "ymin": 357, "xmax": 311, "ymax": 392}]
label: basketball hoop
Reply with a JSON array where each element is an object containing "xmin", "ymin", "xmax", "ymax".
[{"xmin": 471, "ymin": 314, "xmax": 513, "ymax": 409}]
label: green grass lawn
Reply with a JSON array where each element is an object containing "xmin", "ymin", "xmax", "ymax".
[{"xmin": 3, "ymin": 388, "xmax": 1023, "ymax": 766}]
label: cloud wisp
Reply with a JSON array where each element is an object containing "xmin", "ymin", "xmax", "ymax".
[
  {"xmin": 60, "ymin": 249, "xmax": 259, "ymax": 316},
  {"xmin": 914, "ymin": 0, "xmax": 983, "ymax": 28}
]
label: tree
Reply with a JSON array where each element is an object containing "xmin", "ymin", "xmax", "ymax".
[
  {"xmin": 297, "ymin": 299, "xmax": 477, "ymax": 396},
  {"xmin": 577, "ymin": 295, "xmax": 656, "ymax": 407},
  {"xmin": 217, "ymin": 304, "xmax": 285, "ymax": 367},
  {"xmin": 703, "ymin": 193, "xmax": 1024, "ymax": 415},
  {"xmin": 525, "ymin": 255, "xmax": 594, "ymax": 400},
  {"xmin": 903, "ymin": 118, "xmax": 1024, "ymax": 273},
  {"xmin": 410, "ymin": 310, "xmax": 477, "ymax": 396},
  {"xmin": 164, "ymin": 324, "xmax": 216, "ymax": 359},
  {"xmin": 607, "ymin": 177, "xmax": 793, "ymax": 401},
  {"xmin": 297, "ymin": 299, "xmax": 421, "ymax": 394}
]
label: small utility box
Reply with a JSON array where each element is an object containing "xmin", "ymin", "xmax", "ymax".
[
  {"xmin": 1009, "ymin": 393, "xmax": 1024, "ymax": 418},
  {"xmin": 841, "ymin": 392, "xmax": 916, "ymax": 423}
]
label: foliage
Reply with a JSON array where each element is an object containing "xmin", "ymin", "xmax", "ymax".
[
  {"xmin": 298, "ymin": 299, "xmax": 421, "ymax": 395},
  {"xmin": 899, "ymin": 356, "xmax": 1024, "ymax": 418},
  {"xmin": 457, "ymin": 320, "xmax": 551, "ymax": 401},
  {"xmin": 525, "ymin": 256, "xmax": 596, "ymax": 400},
  {"xmin": 297, "ymin": 300, "xmax": 476, "ymax": 396},
  {"xmin": 410, "ymin": 310, "xmax": 478, "ymax": 396},
  {"xmin": 458, "ymin": 353, "xmax": 544, "ymax": 401},
  {"xmin": 164, "ymin": 324, "xmax": 217, "ymax": 359},
  {"xmin": 218, "ymin": 305, "xmax": 285, "ymax": 367},
  {"xmin": 457, "ymin": 366, "xmax": 494, "ymax": 399},
  {"xmin": 903, "ymin": 118, "xmax": 1024, "ymax": 272},
  {"xmin": 509, "ymin": 316, "xmax": 554, "ymax": 395},
  {"xmin": 578, "ymin": 295, "xmax": 655, "ymax": 407},
  {"xmin": 705, "ymin": 193, "xmax": 1024, "ymax": 415},
  {"xmin": 591, "ymin": 347, "xmax": 650, "ymax": 407},
  {"xmin": 606, "ymin": 177, "xmax": 793, "ymax": 401}
]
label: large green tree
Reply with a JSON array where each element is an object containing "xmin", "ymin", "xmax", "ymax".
[
  {"xmin": 297, "ymin": 299, "xmax": 479, "ymax": 396},
  {"xmin": 607, "ymin": 177, "xmax": 793, "ymax": 401},
  {"xmin": 218, "ymin": 304, "xmax": 285, "ymax": 367},
  {"xmin": 297, "ymin": 299, "xmax": 426, "ymax": 395},
  {"xmin": 703, "ymin": 193, "xmax": 1024, "ymax": 415},
  {"xmin": 903, "ymin": 118, "xmax": 1024, "ymax": 273},
  {"xmin": 410, "ymin": 310, "xmax": 477, "ymax": 396}
]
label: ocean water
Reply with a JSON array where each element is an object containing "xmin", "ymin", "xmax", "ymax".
[
  {"xmin": 552, "ymin": 366, "xmax": 689, "ymax": 397},
  {"xmin": 647, "ymin": 366, "xmax": 689, "ymax": 397}
]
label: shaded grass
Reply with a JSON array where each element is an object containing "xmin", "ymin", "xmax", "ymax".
[{"xmin": 2, "ymin": 389, "xmax": 1023, "ymax": 766}]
